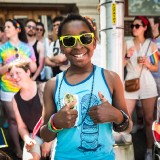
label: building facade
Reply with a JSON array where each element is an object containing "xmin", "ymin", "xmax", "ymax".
[{"xmin": 0, "ymin": 0, "xmax": 100, "ymax": 38}]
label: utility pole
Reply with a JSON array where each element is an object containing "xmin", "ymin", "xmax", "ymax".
[{"xmin": 99, "ymin": 0, "xmax": 124, "ymax": 80}]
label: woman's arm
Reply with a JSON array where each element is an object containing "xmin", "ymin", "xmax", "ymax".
[
  {"xmin": 123, "ymin": 41, "xmax": 128, "ymax": 67},
  {"xmin": 45, "ymin": 56, "xmax": 57, "ymax": 67},
  {"xmin": 123, "ymin": 41, "xmax": 134, "ymax": 67},
  {"xmin": 32, "ymin": 41, "xmax": 45, "ymax": 80},
  {"xmin": 143, "ymin": 42, "xmax": 159, "ymax": 72},
  {"xmin": 0, "ymin": 63, "xmax": 10, "ymax": 76},
  {"xmin": 12, "ymin": 97, "xmax": 31, "ymax": 142},
  {"xmin": 41, "ymin": 141, "xmax": 53, "ymax": 158}
]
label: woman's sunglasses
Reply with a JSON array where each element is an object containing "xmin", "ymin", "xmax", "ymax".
[
  {"xmin": 60, "ymin": 33, "xmax": 94, "ymax": 47},
  {"xmin": 130, "ymin": 24, "xmax": 143, "ymax": 29},
  {"xmin": 15, "ymin": 47, "xmax": 19, "ymax": 58},
  {"xmin": 36, "ymin": 28, "xmax": 43, "ymax": 31}
]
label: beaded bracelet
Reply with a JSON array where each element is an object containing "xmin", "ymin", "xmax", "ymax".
[
  {"xmin": 48, "ymin": 114, "xmax": 63, "ymax": 133},
  {"xmin": 113, "ymin": 110, "xmax": 129, "ymax": 132}
]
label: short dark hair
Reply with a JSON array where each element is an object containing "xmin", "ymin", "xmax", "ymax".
[
  {"xmin": 36, "ymin": 22, "xmax": 45, "ymax": 36},
  {"xmin": 153, "ymin": 17, "xmax": 160, "ymax": 24},
  {"xmin": 25, "ymin": 19, "xmax": 36, "ymax": 26},
  {"xmin": 152, "ymin": 17, "xmax": 160, "ymax": 31},
  {"xmin": 58, "ymin": 14, "xmax": 95, "ymax": 38},
  {"xmin": 52, "ymin": 16, "xmax": 64, "ymax": 24}
]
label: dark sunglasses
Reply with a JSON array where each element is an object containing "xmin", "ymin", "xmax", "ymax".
[
  {"xmin": 14, "ymin": 47, "xmax": 19, "ymax": 58},
  {"xmin": 26, "ymin": 25, "xmax": 36, "ymax": 30},
  {"xmin": 36, "ymin": 28, "xmax": 43, "ymax": 31},
  {"xmin": 60, "ymin": 33, "xmax": 94, "ymax": 48},
  {"xmin": 130, "ymin": 24, "xmax": 143, "ymax": 29}
]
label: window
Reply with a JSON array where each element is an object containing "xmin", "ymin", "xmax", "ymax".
[{"xmin": 128, "ymin": 0, "xmax": 160, "ymax": 16}]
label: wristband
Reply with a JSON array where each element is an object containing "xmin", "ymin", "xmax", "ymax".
[
  {"xmin": 48, "ymin": 114, "xmax": 63, "ymax": 133},
  {"xmin": 113, "ymin": 110, "xmax": 129, "ymax": 132}
]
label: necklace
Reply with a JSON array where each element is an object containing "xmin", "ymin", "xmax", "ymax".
[{"xmin": 58, "ymin": 66, "xmax": 95, "ymax": 127}]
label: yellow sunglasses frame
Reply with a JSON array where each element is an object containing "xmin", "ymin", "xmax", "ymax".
[{"xmin": 60, "ymin": 33, "xmax": 94, "ymax": 47}]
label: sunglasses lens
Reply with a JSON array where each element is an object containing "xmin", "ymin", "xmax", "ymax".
[
  {"xmin": 135, "ymin": 24, "xmax": 140, "ymax": 29},
  {"xmin": 27, "ymin": 25, "xmax": 31, "ymax": 29},
  {"xmin": 80, "ymin": 34, "xmax": 93, "ymax": 45},
  {"xmin": 27, "ymin": 25, "xmax": 36, "ymax": 30},
  {"xmin": 60, "ymin": 33, "xmax": 94, "ymax": 47},
  {"xmin": 36, "ymin": 28, "xmax": 43, "ymax": 31},
  {"xmin": 63, "ymin": 37, "xmax": 75, "ymax": 47},
  {"xmin": 131, "ymin": 24, "xmax": 141, "ymax": 29}
]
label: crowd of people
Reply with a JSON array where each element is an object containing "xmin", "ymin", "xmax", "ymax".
[
  {"xmin": 0, "ymin": 13, "xmax": 159, "ymax": 160},
  {"xmin": 124, "ymin": 16, "xmax": 160, "ymax": 160}
]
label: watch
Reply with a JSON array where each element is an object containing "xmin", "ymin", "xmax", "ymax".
[{"xmin": 113, "ymin": 110, "xmax": 129, "ymax": 132}]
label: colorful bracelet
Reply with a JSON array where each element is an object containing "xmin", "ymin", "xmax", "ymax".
[{"xmin": 47, "ymin": 114, "xmax": 63, "ymax": 133}]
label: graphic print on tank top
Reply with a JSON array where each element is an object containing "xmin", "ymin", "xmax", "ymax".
[
  {"xmin": 53, "ymin": 40, "xmax": 60, "ymax": 56},
  {"xmin": 78, "ymin": 93, "xmax": 102, "ymax": 152}
]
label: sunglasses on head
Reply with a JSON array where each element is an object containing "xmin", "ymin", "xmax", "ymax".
[
  {"xmin": 14, "ymin": 47, "xmax": 19, "ymax": 58},
  {"xmin": 26, "ymin": 25, "xmax": 36, "ymax": 30},
  {"xmin": 60, "ymin": 33, "xmax": 94, "ymax": 48},
  {"xmin": 130, "ymin": 24, "xmax": 143, "ymax": 29},
  {"xmin": 36, "ymin": 28, "xmax": 43, "ymax": 31}
]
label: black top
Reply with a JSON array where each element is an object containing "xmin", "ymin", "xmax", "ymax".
[
  {"xmin": 32, "ymin": 40, "xmax": 43, "ymax": 81},
  {"xmin": 33, "ymin": 40, "xmax": 39, "ymax": 67},
  {"xmin": 14, "ymin": 91, "xmax": 42, "ymax": 137}
]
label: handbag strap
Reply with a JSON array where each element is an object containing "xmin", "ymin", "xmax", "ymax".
[{"xmin": 138, "ymin": 40, "xmax": 152, "ymax": 78}]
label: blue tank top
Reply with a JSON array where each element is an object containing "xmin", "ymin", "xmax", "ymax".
[{"xmin": 54, "ymin": 65, "xmax": 115, "ymax": 160}]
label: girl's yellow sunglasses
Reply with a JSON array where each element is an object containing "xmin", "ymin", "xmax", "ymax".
[{"xmin": 60, "ymin": 33, "xmax": 94, "ymax": 47}]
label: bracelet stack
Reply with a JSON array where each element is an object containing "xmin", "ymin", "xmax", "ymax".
[
  {"xmin": 113, "ymin": 110, "xmax": 129, "ymax": 132},
  {"xmin": 48, "ymin": 114, "xmax": 63, "ymax": 133}
]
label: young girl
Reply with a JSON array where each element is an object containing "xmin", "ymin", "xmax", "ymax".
[
  {"xmin": 8, "ymin": 60, "xmax": 52, "ymax": 160},
  {"xmin": 0, "ymin": 19, "xmax": 37, "ymax": 158},
  {"xmin": 40, "ymin": 14, "xmax": 132, "ymax": 160}
]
